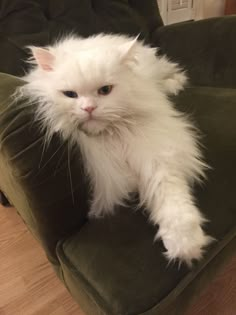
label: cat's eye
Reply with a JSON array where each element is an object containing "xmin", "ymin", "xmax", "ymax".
[
  {"xmin": 62, "ymin": 91, "xmax": 78, "ymax": 98},
  {"xmin": 98, "ymin": 85, "xmax": 113, "ymax": 96}
]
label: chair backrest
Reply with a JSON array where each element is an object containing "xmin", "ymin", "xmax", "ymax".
[{"xmin": 0, "ymin": 0, "xmax": 163, "ymax": 76}]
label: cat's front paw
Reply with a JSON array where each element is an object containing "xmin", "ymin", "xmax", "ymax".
[
  {"xmin": 88, "ymin": 200, "xmax": 115, "ymax": 219},
  {"xmin": 88, "ymin": 205, "xmax": 106, "ymax": 219},
  {"xmin": 157, "ymin": 223, "xmax": 213, "ymax": 266},
  {"xmin": 88, "ymin": 209, "xmax": 104, "ymax": 219}
]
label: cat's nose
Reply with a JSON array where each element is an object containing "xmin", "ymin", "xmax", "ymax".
[{"xmin": 82, "ymin": 106, "xmax": 97, "ymax": 114}]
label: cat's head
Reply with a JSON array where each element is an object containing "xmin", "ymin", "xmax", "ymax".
[{"xmin": 23, "ymin": 34, "xmax": 186, "ymax": 139}]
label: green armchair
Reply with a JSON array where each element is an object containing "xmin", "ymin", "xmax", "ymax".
[{"xmin": 0, "ymin": 1, "xmax": 235, "ymax": 314}]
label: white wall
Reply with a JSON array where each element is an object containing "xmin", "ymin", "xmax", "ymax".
[{"xmin": 195, "ymin": 0, "xmax": 225, "ymax": 20}]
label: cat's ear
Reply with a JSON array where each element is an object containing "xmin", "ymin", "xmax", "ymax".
[
  {"xmin": 119, "ymin": 35, "xmax": 139, "ymax": 63},
  {"xmin": 29, "ymin": 47, "xmax": 55, "ymax": 71}
]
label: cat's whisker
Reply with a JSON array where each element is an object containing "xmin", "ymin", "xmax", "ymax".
[
  {"xmin": 38, "ymin": 136, "xmax": 49, "ymax": 169},
  {"xmin": 0, "ymin": 121, "xmax": 41, "ymax": 151},
  {"xmin": 121, "ymin": 118, "xmax": 136, "ymax": 125},
  {"xmin": 54, "ymin": 145, "xmax": 67, "ymax": 176},
  {"xmin": 0, "ymin": 111, "xmax": 27, "ymax": 141},
  {"xmin": 0, "ymin": 99, "xmax": 36, "ymax": 121},
  {"xmin": 67, "ymin": 143, "xmax": 75, "ymax": 205},
  {"xmin": 38, "ymin": 139, "xmax": 64, "ymax": 171},
  {"xmin": 0, "ymin": 99, "xmax": 17, "ymax": 117}
]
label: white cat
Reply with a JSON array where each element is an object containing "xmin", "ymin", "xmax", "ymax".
[{"xmin": 19, "ymin": 34, "xmax": 212, "ymax": 265}]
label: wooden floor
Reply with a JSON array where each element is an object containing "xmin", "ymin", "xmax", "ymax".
[
  {"xmin": 0, "ymin": 204, "xmax": 235, "ymax": 315},
  {"xmin": 0, "ymin": 205, "xmax": 83, "ymax": 315},
  {"xmin": 185, "ymin": 254, "xmax": 236, "ymax": 315}
]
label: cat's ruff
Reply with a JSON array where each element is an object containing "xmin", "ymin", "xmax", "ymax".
[{"xmin": 18, "ymin": 33, "xmax": 212, "ymax": 265}]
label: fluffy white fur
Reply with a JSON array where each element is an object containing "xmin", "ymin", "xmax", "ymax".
[{"xmin": 19, "ymin": 34, "xmax": 212, "ymax": 265}]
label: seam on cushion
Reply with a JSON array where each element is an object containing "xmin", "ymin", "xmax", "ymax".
[
  {"xmin": 139, "ymin": 228, "xmax": 236, "ymax": 315},
  {"xmin": 56, "ymin": 240, "xmax": 112, "ymax": 315},
  {"xmin": 56, "ymin": 227, "xmax": 236, "ymax": 315},
  {"xmin": 57, "ymin": 263, "xmax": 66, "ymax": 285}
]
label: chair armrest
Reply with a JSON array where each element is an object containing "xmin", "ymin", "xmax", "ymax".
[
  {"xmin": 0, "ymin": 73, "xmax": 89, "ymax": 263},
  {"xmin": 152, "ymin": 16, "xmax": 236, "ymax": 88}
]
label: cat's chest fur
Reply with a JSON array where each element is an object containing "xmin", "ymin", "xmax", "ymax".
[{"xmin": 78, "ymin": 132, "xmax": 138, "ymax": 212}]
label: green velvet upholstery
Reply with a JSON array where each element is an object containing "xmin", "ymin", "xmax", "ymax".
[
  {"xmin": 154, "ymin": 17, "xmax": 236, "ymax": 88},
  {"xmin": 0, "ymin": 1, "xmax": 235, "ymax": 314}
]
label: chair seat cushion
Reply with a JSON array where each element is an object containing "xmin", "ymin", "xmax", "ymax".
[{"xmin": 57, "ymin": 86, "xmax": 236, "ymax": 315}]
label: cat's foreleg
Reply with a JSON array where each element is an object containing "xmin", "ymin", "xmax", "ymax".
[{"xmin": 140, "ymin": 168, "xmax": 212, "ymax": 265}]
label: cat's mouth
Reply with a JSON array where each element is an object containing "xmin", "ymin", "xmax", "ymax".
[
  {"xmin": 78, "ymin": 117, "xmax": 108, "ymax": 136},
  {"xmin": 77, "ymin": 113, "xmax": 135, "ymax": 137}
]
